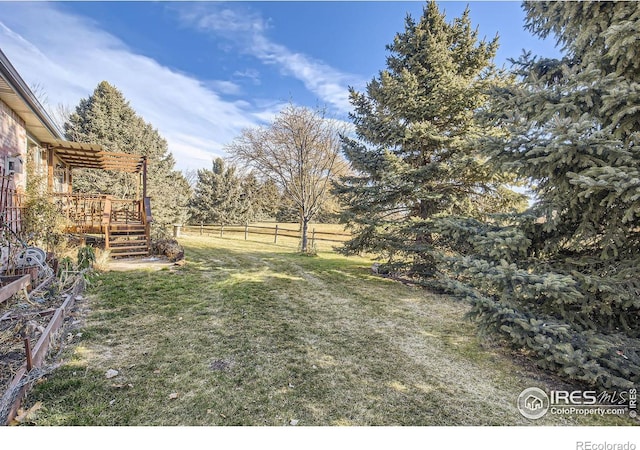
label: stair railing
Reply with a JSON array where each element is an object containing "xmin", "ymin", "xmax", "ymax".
[
  {"xmin": 110, "ymin": 199, "xmax": 142, "ymax": 224},
  {"xmin": 142, "ymin": 197, "xmax": 152, "ymax": 250},
  {"xmin": 102, "ymin": 196, "xmax": 112, "ymax": 250}
]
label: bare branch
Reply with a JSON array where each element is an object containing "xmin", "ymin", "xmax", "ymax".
[{"xmin": 225, "ymin": 104, "xmax": 347, "ymax": 251}]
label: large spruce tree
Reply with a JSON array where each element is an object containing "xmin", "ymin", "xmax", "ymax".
[
  {"xmin": 188, "ymin": 158, "xmax": 252, "ymax": 225},
  {"xmin": 437, "ymin": 1, "xmax": 640, "ymax": 389},
  {"xmin": 335, "ymin": 1, "xmax": 524, "ymax": 277},
  {"xmin": 65, "ymin": 81, "xmax": 190, "ymax": 237}
]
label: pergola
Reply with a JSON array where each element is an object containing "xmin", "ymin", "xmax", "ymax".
[
  {"xmin": 46, "ymin": 140, "xmax": 153, "ymax": 257},
  {"xmin": 48, "ymin": 140, "xmax": 147, "ymax": 198}
]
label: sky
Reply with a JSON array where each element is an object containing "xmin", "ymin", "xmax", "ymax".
[{"xmin": 0, "ymin": 1, "xmax": 563, "ymax": 172}]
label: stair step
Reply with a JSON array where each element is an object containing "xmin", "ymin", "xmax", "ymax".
[
  {"xmin": 109, "ymin": 239, "xmax": 148, "ymax": 246},
  {"xmin": 109, "ymin": 245, "xmax": 148, "ymax": 252},
  {"xmin": 106, "ymin": 218, "xmax": 149, "ymax": 258},
  {"xmin": 110, "ymin": 236, "xmax": 148, "ymax": 242},
  {"xmin": 110, "ymin": 243, "xmax": 148, "ymax": 249},
  {"xmin": 110, "ymin": 251, "xmax": 150, "ymax": 258},
  {"xmin": 109, "ymin": 244, "xmax": 149, "ymax": 251},
  {"xmin": 110, "ymin": 222, "xmax": 144, "ymax": 225}
]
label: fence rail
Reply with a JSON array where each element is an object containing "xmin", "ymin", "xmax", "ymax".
[{"xmin": 181, "ymin": 223, "xmax": 351, "ymax": 248}]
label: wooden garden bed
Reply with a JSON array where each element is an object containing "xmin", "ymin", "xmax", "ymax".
[
  {"xmin": 0, "ymin": 275, "xmax": 84, "ymax": 425},
  {"xmin": 0, "ymin": 275, "xmax": 31, "ymax": 306}
]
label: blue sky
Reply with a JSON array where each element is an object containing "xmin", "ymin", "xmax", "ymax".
[{"xmin": 0, "ymin": 1, "xmax": 562, "ymax": 171}]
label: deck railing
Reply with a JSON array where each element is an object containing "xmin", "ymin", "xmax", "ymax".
[
  {"xmin": 110, "ymin": 199, "xmax": 143, "ymax": 224},
  {"xmin": 52, "ymin": 193, "xmax": 107, "ymax": 233},
  {"xmin": 52, "ymin": 193, "xmax": 145, "ymax": 233}
]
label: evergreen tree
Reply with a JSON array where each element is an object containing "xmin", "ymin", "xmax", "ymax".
[
  {"xmin": 275, "ymin": 193, "xmax": 299, "ymax": 224},
  {"xmin": 243, "ymin": 172, "xmax": 281, "ymax": 221},
  {"xmin": 335, "ymin": 1, "xmax": 523, "ymax": 276},
  {"xmin": 188, "ymin": 158, "xmax": 251, "ymax": 225},
  {"xmin": 437, "ymin": 1, "xmax": 640, "ymax": 389},
  {"xmin": 65, "ymin": 81, "xmax": 190, "ymax": 237},
  {"xmin": 258, "ymin": 178, "xmax": 282, "ymax": 221},
  {"xmin": 239, "ymin": 172, "xmax": 262, "ymax": 223}
]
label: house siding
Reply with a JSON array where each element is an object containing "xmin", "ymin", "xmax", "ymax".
[
  {"xmin": 0, "ymin": 99, "xmax": 26, "ymax": 158},
  {"xmin": 0, "ymin": 100, "xmax": 28, "ymax": 190}
]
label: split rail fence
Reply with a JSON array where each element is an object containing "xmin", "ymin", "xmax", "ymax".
[{"xmin": 181, "ymin": 223, "xmax": 351, "ymax": 250}]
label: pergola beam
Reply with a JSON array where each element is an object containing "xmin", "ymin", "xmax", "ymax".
[
  {"xmin": 51, "ymin": 139, "xmax": 146, "ymax": 174},
  {"xmin": 46, "ymin": 140, "xmax": 147, "ymax": 199}
]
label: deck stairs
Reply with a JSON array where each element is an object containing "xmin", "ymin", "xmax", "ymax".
[{"xmin": 106, "ymin": 221, "xmax": 150, "ymax": 258}]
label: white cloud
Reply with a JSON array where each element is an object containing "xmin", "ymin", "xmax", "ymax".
[
  {"xmin": 176, "ymin": 3, "xmax": 363, "ymax": 116},
  {"xmin": 248, "ymin": 101, "xmax": 291, "ymax": 124},
  {"xmin": 204, "ymin": 80, "xmax": 242, "ymax": 96},
  {"xmin": 0, "ymin": 3, "xmax": 273, "ymax": 171},
  {"xmin": 188, "ymin": 6, "xmax": 269, "ymax": 35},
  {"xmin": 233, "ymin": 69, "xmax": 261, "ymax": 85}
]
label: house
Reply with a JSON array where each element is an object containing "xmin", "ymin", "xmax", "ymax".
[
  {"xmin": 524, "ymin": 395, "xmax": 544, "ymax": 411},
  {"xmin": 0, "ymin": 47, "xmax": 151, "ymax": 258}
]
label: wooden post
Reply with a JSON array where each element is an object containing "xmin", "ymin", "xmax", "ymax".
[
  {"xmin": 136, "ymin": 171, "xmax": 140, "ymax": 201},
  {"xmin": 244, "ymin": 223, "xmax": 248, "ymax": 240},
  {"xmin": 220, "ymin": 225, "xmax": 224, "ymax": 237},
  {"xmin": 143, "ymin": 196, "xmax": 152, "ymax": 254},
  {"xmin": 102, "ymin": 196, "xmax": 112, "ymax": 250},
  {"xmin": 311, "ymin": 228, "xmax": 316, "ymax": 249},
  {"xmin": 200, "ymin": 222, "xmax": 203, "ymax": 236},
  {"xmin": 47, "ymin": 147, "xmax": 54, "ymax": 193},
  {"xmin": 274, "ymin": 224, "xmax": 279, "ymax": 244},
  {"xmin": 142, "ymin": 156, "xmax": 148, "ymax": 200},
  {"xmin": 24, "ymin": 338, "xmax": 33, "ymax": 372}
]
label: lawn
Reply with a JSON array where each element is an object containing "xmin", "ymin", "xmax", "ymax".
[{"xmin": 19, "ymin": 235, "xmax": 635, "ymax": 426}]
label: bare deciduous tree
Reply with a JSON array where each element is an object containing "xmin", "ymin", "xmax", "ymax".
[
  {"xmin": 182, "ymin": 168, "xmax": 199, "ymax": 189},
  {"xmin": 226, "ymin": 104, "xmax": 347, "ymax": 252},
  {"xmin": 50, "ymin": 103, "xmax": 75, "ymax": 135}
]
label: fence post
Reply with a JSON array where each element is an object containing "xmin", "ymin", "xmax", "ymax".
[
  {"xmin": 24, "ymin": 338, "xmax": 33, "ymax": 372},
  {"xmin": 245, "ymin": 223, "xmax": 248, "ymax": 240},
  {"xmin": 220, "ymin": 225, "xmax": 224, "ymax": 238},
  {"xmin": 274, "ymin": 224, "xmax": 279, "ymax": 244},
  {"xmin": 311, "ymin": 228, "xmax": 316, "ymax": 249},
  {"xmin": 200, "ymin": 222, "xmax": 203, "ymax": 235}
]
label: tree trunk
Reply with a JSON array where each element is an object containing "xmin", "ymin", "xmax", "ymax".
[{"xmin": 300, "ymin": 217, "xmax": 309, "ymax": 253}]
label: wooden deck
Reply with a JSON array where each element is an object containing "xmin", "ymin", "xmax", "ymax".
[{"xmin": 53, "ymin": 194, "xmax": 152, "ymax": 258}]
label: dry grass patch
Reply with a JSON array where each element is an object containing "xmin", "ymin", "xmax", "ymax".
[{"xmin": 19, "ymin": 235, "xmax": 636, "ymax": 426}]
